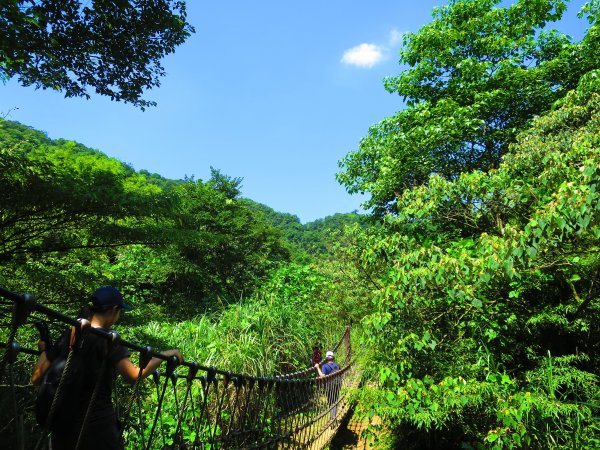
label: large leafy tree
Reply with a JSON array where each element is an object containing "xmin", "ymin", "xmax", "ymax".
[
  {"xmin": 0, "ymin": 120, "xmax": 171, "ymax": 261},
  {"xmin": 0, "ymin": 0, "xmax": 194, "ymax": 109},
  {"xmin": 0, "ymin": 120, "xmax": 290, "ymax": 314},
  {"xmin": 334, "ymin": 1, "xmax": 600, "ymax": 447},
  {"xmin": 169, "ymin": 179, "xmax": 290, "ymax": 307},
  {"xmin": 356, "ymin": 67, "xmax": 600, "ymax": 450},
  {"xmin": 338, "ymin": 0, "xmax": 597, "ymax": 215}
]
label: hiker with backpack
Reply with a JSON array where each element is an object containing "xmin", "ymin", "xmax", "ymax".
[
  {"xmin": 31, "ymin": 286, "xmax": 184, "ymax": 450},
  {"xmin": 314, "ymin": 350, "xmax": 341, "ymax": 421},
  {"xmin": 314, "ymin": 350, "xmax": 340, "ymax": 377}
]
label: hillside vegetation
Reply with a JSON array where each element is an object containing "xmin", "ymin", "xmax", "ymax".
[
  {"xmin": 336, "ymin": 1, "xmax": 600, "ymax": 448},
  {"xmin": 0, "ymin": 118, "xmax": 357, "ymax": 369},
  {"xmin": 1, "ymin": 1, "xmax": 599, "ymax": 449}
]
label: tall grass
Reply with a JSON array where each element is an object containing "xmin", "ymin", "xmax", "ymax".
[{"xmin": 126, "ymin": 291, "xmax": 344, "ymax": 376}]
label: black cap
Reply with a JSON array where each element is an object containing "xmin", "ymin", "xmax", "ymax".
[{"xmin": 90, "ymin": 286, "xmax": 132, "ymax": 311}]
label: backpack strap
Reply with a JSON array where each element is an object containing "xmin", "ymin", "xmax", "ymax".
[
  {"xmin": 75, "ymin": 329, "xmax": 117, "ymax": 450},
  {"xmin": 45, "ymin": 320, "xmax": 90, "ymax": 430},
  {"xmin": 326, "ymin": 362, "xmax": 337, "ymax": 372}
]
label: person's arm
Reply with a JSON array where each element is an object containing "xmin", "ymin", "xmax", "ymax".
[
  {"xmin": 117, "ymin": 349, "xmax": 184, "ymax": 384},
  {"xmin": 314, "ymin": 362, "xmax": 325, "ymax": 378},
  {"xmin": 31, "ymin": 341, "xmax": 50, "ymax": 385}
]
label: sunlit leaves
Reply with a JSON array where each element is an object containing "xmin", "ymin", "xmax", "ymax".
[
  {"xmin": 354, "ymin": 68, "xmax": 600, "ymax": 447},
  {"xmin": 0, "ymin": 0, "xmax": 194, "ymax": 108},
  {"xmin": 338, "ymin": 0, "xmax": 589, "ymax": 215}
]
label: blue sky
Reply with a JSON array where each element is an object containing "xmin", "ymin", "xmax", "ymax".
[{"xmin": 0, "ymin": 0, "xmax": 590, "ymax": 222}]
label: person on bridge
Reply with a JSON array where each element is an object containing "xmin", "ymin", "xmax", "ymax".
[
  {"xmin": 314, "ymin": 350, "xmax": 341, "ymax": 422},
  {"xmin": 32, "ymin": 286, "xmax": 184, "ymax": 450},
  {"xmin": 311, "ymin": 344, "xmax": 322, "ymax": 366},
  {"xmin": 314, "ymin": 350, "xmax": 340, "ymax": 376}
]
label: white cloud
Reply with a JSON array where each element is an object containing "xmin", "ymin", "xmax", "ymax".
[
  {"xmin": 389, "ymin": 29, "xmax": 404, "ymax": 46},
  {"xmin": 341, "ymin": 43, "xmax": 384, "ymax": 68}
]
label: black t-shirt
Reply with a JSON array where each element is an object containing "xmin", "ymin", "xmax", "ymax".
[{"xmin": 48, "ymin": 327, "xmax": 130, "ymax": 426}]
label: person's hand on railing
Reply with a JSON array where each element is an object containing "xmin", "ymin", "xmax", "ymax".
[
  {"xmin": 118, "ymin": 348, "xmax": 184, "ymax": 383},
  {"xmin": 314, "ymin": 363, "xmax": 324, "ymax": 378},
  {"xmin": 162, "ymin": 349, "xmax": 184, "ymax": 364},
  {"xmin": 33, "ymin": 319, "xmax": 52, "ymax": 352}
]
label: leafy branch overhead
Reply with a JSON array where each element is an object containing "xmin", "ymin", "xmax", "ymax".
[
  {"xmin": 0, "ymin": 0, "xmax": 194, "ymax": 109},
  {"xmin": 338, "ymin": 0, "xmax": 599, "ymax": 215}
]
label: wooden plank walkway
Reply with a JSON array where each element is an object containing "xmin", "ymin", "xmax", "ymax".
[{"xmin": 329, "ymin": 410, "xmax": 382, "ymax": 450}]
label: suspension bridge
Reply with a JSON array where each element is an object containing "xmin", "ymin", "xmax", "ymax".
[{"xmin": 0, "ymin": 286, "xmax": 359, "ymax": 449}]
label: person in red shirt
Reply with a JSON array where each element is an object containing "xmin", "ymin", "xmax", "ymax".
[{"xmin": 311, "ymin": 344, "xmax": 322, "ymax": 366}]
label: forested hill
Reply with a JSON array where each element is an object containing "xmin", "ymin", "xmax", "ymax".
[
  {"xmin": 0, "ymin": 119, "xmax": 183, "ymax": 190},
  {"xmin": 0, "ymin": 118, "xmax": 354, "ymax": 318},
  {"xmin": 1, "ymin": 117, "xmax": 355, "ymax": 449},
  {"xmin": 245, "ymin": 201, "xmax": 368, "ymax": 261}
]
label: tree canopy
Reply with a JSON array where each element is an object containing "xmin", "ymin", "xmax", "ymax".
[
  {"xmin": 0, "ymin": 119, "xmax": 291, "ymax": 313},
  {"xmin": 355, "ymin": 68, "xmax": 600, "ymax": 449},
  {"xmin": 338, "ymin": 0, "xmax": 598, "ymax": 215},
  {"xmin": 335, "ymin": 1, "xmax": 600, "ymax": 447},
  {"xmin": 0, "ymin": 0, "xmax": 194, "ymax": 109}
]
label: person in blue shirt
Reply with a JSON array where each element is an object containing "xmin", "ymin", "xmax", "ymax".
[
  {"xmin": 315, "ymin": 350, "xmax": 340, "ymax": 376},
  {"xmin": 314, "ymin": 350, "xmax": 341, "ymax": 421}
]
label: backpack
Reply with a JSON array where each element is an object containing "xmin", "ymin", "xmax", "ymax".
[
  {"xmin": 35, "ymin": 329, "xmax": 85, "ymax": 431},
  {"xmin": 324, "ymin": 362, "xmax": 340, "ymax": 374}
]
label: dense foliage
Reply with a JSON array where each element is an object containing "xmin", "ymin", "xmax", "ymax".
[
  {"xmin": 3, "ymin": 1, "xmax": 600, "ymax": 449},
  {"xmin": 0, "ymin": 0, "xmax": 194, "ymax": 108},
  {"xmin": 337, "ymin": 1, "xmax": 600, "ymax": 448},
  {"xmin": 0, "ymin": 119, "xmax": 291, "ymax": 316},
  {"xmin": 247, "ymin": 201, "xmax": 369, "ymax": 262},
  {"xmin": 338, "ymin": 0, "xmax": 599, "ymax": 216},
  {"xmin": 356, "ymin": 70, "xmax": 600, "ymax": 449}
]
